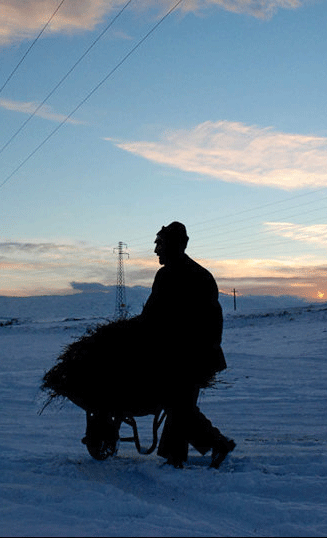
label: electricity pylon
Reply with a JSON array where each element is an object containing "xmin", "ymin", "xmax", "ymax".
[{"xmin": 113, "ymin": 242, "xmax": 129, "ymax": 320}]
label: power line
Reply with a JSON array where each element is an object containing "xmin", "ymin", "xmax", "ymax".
[
  {"xmin": 125, "ymin": 186, "xmax": 327, "ymax": 251},
  {"xmin": 188, "ymin": 187, "xmax": 327, "ymax": 235},
  {"xmin": 3, "ymin": 0, "xmax": 324, "ymax": 265},
  {"xmin": 125, "ymin": 194, "xmax": 327, "ymax": 254},
  {"xmin": 125, "ymin": 205, "xmax": 327, "ymax": 264},
  {"xmin": 0, "ymin": 0, "xmax": 185, "ymax": 191},
  {"xmin": 192, "ymin": 215, "xmax": 327, "ymax": 257},
  {"xmin": 182, "ymin": 210, "xmax": 327, "ymax": 257},
  {"xmin": 0, "ymin": 0, "xmax": 66, "ymax": 96},
  {"xmin": 206, "ymin": 234, "xmax": 327, "ymax": 258},
  {"xmin": 189, "ymin": 199, "xmax": 327, "ymax": 251},
  {"xmin": 0, "ymin": 0, "xmax": 133, "ymax": 157}
]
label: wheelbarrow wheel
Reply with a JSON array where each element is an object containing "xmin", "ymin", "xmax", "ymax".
[
  {"xmin": 82, "ymin": 410, "xmax": 119, "ymax": 460},
  {"xmin": 82, "ymin": 436, "xmax": 117, "ymax": 460}
]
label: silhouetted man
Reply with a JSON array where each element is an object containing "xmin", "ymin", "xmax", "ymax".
[{"xmin": 141, "ymin": 222, "xmax": 235, "ymax": 468}]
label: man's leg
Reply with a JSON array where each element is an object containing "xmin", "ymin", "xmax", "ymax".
[
  {"xmin": 188, "ymin": 387, "xmax": 236, "ymax": 467},
  {"xmin": 157, "ymin": 410, "xmax": 188, "ymax": 466},
  {"xmin": 157, "ymin": 383, "xmax": 194, "ymax": 467},
  {"xmin": 158, "ymin": 384, "xmax": 235, "ymax": 468}
]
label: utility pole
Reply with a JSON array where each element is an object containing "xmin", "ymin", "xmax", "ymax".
[
  {"xmin": 113, "ymin": 242, "xmax": 129, "ymax": 320},
  {"xmin": 232, "ymin": 288, "xmax": 237, "ymax": 311}
]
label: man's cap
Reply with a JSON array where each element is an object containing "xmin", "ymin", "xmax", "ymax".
[{"xmin": 157, "ymin": 221, "xmax": 189, "ymax": 247}]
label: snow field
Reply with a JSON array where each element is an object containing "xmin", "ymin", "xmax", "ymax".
[{"xmin": 0, "ymin": 298, "xmax": 326, "ymax": 536}]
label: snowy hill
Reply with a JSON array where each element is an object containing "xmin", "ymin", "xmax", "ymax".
[
  {"xmin": 219, "ymin": 291, "xmax": 309, "ymax": 314},
  {"xmin": 0, "ymin": 286, "xmax": 151, "ymax": 324},
  {"xmin": 0, "ymin": 291, "xmax": 326, "ymax": 536},
  {"xmin": 0, "ymin": 285, "xmax": 311, "ymax": 324}
]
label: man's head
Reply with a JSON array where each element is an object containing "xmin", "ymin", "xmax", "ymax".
[{"xmin": 154, "ymin": 221, "xmax": 189, "ymax": 265}]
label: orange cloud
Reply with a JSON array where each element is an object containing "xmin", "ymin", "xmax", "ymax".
[
  {"xmin": 0, "ymin": 238, "xmax": 116, "ymax": 295},
  {"xmin": 1, "ymin": 238, "xmax": 326, "ymax": 298}
]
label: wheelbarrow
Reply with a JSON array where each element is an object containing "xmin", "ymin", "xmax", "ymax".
[{"xmin": 81, "ymin": 407, "xmax": 167, "ymax": 461}]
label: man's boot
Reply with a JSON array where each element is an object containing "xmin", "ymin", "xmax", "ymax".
[{"xmin": 210, "ymin": 434, "xmax": 236, "ymax": 469}]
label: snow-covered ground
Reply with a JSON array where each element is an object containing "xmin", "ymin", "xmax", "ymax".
[{"xmin": 0, "ymin": 292, "xmax": 326, "ymax": 537}]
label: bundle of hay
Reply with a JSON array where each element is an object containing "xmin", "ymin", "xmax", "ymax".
[
  {"xmin": 40, "ymin": 315, "xmax": 223, "ymax": 416},
  {"xmin": 40, "ymin": 316, "xmax": 153, "ymax": 415}
]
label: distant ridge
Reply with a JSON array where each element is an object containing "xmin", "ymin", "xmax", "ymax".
[{"xmin": 0, "ymin": 284, "xmax": 318, "ymax": 324}]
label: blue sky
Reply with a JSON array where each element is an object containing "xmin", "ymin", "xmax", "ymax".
[{"xmin": 0, "ymin": 0, "xmax": 326, "ymax": 299}]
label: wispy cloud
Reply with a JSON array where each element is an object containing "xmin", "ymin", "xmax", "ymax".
[
  {"xmin": 181, "ymin": 0, "xmax": 305, "ymax": 19},
  {"xmin": 0, "ymin": 98, "xmax": 84, "ymax": 124},
  {"xmin": 0, "ymin": 238, "xmax": 157, "ymax": 295},
  {"xmin": 196, "ymin": 255, "xmax": 327, "ymax": 300},
  {"xmin": 119, "ymin": 253, "xmax": 327, "ymax": 301},
  {"xmin": 111, "ymin": 29, "xmax": 133, "ymax": 41},
  {"xmin": 0, "ymin": 0, "xmax": 307, "ymax": 46},
  {"xmin": 0, "ymin": 0, "xmax": 111, "ymax": 46},
  {"xmin": 195, "ymin": 255, "xmax": 325, "ymax": 279},
  {"xmin": 109, "ymin": 121, "xmax": 327, "ymax": 190},
  {"xmin": 264, "ymin": 222, "xmax": 327, "ymax": 246},
  {"xmin": 0, "ymin": 238, "xmax": 116, "ymax": 295}
]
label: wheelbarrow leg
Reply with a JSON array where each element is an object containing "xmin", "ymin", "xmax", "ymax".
[
  {"xmin": 152, "ymin": 409, "xmax": 167, "ymax": 452},
  {"xmin": 121, "ymin": 416, "xmax": 142, "ymax": 453},
  {"xmin": 121, "ymin": 409, "xmax": 166, "ymax": 455}
]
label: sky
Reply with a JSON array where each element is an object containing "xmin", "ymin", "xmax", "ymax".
[{"xmin": 0, "ymin": 0, "xmax": 327, "ymax": 300}]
